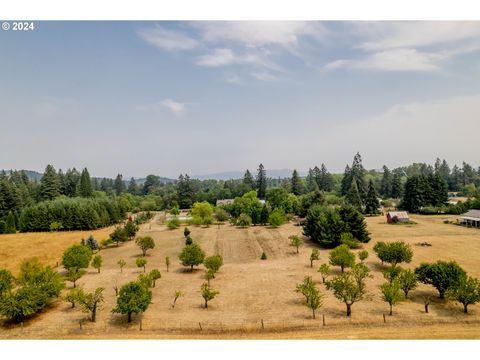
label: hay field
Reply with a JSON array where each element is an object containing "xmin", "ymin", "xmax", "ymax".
[{"xmin": 1, "ymin": 213, "xmax": 480, "ymax": 339}]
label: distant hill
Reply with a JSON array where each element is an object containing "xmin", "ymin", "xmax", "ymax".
[
  {"xmin": 192, "ymin": 169, "xmax": 307, "ymax": 180},
  {"xmin": 1, "ymin": 169, "xmax": 43, "ymax": 182}
]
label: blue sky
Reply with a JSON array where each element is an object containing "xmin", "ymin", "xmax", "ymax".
[{"xmin": 1, "ymin": 21, "xmax": 479, "ymax": 178}]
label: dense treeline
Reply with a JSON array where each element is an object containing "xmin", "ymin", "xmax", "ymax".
[{"xmin": 1, "ymin": 155, "xmax": 479, "ymax": 233}]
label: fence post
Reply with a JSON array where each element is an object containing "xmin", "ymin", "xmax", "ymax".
[
  {"xmin": 79, "ymin": 320, "xmax": 83, "ymax": 330},
  {"xmin": 198, "ymin": 322, "xmax": 202, "ymax": 331},
  {"xmin": 139, "ymin": 319, "xmax": 143, "ymax": 331},
  {"xmin": 383, "ymin": 314, "xmax": 386, "ymax": 324},
  {"xmin": 322, "ymin": 314, "xmax": 325, "ymax": 327},
  {"xmin": 261, "ymin": 319, "xmax": 264, "ymax": 330}
]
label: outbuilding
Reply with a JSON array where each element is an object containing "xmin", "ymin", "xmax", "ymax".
[
  {"xmin": 459, "ymin": 210, "xmax": 480, "ymax": 228},
  {"xmin": 386, "ymin": 211, "xmax": 410, "ymax": 224}
]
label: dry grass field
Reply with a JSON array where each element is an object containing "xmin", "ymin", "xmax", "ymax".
[{"xmin": 1, "ymin": 213, "xmax": 480, "ymax": 339}]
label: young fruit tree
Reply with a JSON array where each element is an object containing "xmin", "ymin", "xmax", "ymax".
[
  {"xmin": 415, "ymin": 261, "xmax": 466, "ymax": 299},
  {"xmin": 203, "ymin": 255, "xmax": 223, "ymax": 278},
  {"xmin": 112, "ymin": 281, "xmax": 153, "ymax": 323},
  {"xmin": 136, "ymin": 258, "xmax": 147, "ymax": 273},
  {"xmin": 205, "ymin": 269, "xmax": 215, "ymax": 286},
  {"xmin": 325, "ymin": 263, "xmax": 371, "ymax": 316},
  {"xmin": 295, "ymin": 276, "xmax": 325, "ymax": 319},
  {"xmin": 289, "ymin": 235, "xmax": 302, "ymax": 254},
  {"xmin": 66, "ymin": 267, "xmax": 86, "ymax": 288},
  {"xmin": 165, "ymin": 256, "xmax": 170, "ymax": 272},
  {"xmin": 318, "ymin": 264, "xmax": 330, "ymax": 283},
  {"xmin": 138, "ymin": 273, "xmax": 153, "ymax": 288},
  {"xmin": 201, "ymin": 283, "xmax": 219, "ymax": 309},
  {"xmin": 383, "ymin": 265, "xmax": 402, "ymax": 284},
  {"xmin": 184, "ymin": 227, "xmax": 191, "ymax": 238},
  {"xmin": 91, "ymin": 255, "xmax": 103, "ymax": 273},
  {"xmin": 310, "ymin": 249, "xmax": 320, "ymax": 268},
  {"xmin": 296, "ymin": 276, "xmax": 316, "ymax": 304},
  {"xmin": 62, "ymin": 244, "xmax": 92, "ymax": 271},
  {"xmin": 172, "ymin": 290, "xmax": 184, "ymax": 308},
  {"xmin": 135, "ymin": 236, "xmax": 156, "ymax": 256},
  {"xmin": 397, "ymin": 269, "xmax": 418, "ymax": 298},
  {"xmin": 358, "ymin": 250, "xmax": 369, "ymax": 263},
  {"xmin": 446, "ymin": 276, "xmax": 480, "ymax": 313},
  {"xmin": 179, "ymin": 243, "xmax": 206, "ymax": 271},
  {"xmin": 63, "ymin": 287, "xmax": 84, "ymax": 308},
  {"xmin": 117, "ymin": 259, "xmax": 126, "ymax": 273},
  {"xmin": 374, "ymin": 241, "xmax": 413, "ymax": 267},
  {"xmin": 149, "ymin": 269, "xmax": 161, "ymax": 287},
  {"xmin": 77, "ymin": 287, "xmax": 105, "ymax": 322},
  {"xmin": 329, "ymin": 244, "xmax": 356, "ymax": 273},
  {"xmin": 380, "ymin": 280, "xmax": 404, "ymax": 315}
]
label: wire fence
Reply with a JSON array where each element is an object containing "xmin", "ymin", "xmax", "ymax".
[{"xmin": 3, "ymin": 312, "xmax": 480, "ymax": 339}]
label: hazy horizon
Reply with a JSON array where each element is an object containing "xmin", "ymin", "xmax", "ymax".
[{"xmin": 2, "ymin": 21, "xmax": 480, "ymax": 178}]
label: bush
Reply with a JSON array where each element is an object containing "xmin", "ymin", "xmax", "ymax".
[
  {"xmin": 268, "ymin": 209, "xmax": 285, "ymax": 227},
  {"xmin": 260, "ymin": 252, "xmax": 267, "ymax": 260},
  {"xmin": 214, "ymin": 208, "xmax": 229, "ymax": 222},
  {"xmin": 237, "ymin": 213, "xmax": 252, "ymax": 227},
  {"xmin": 340, "ymin": 233, "xmax": 361, "ymax": 249},
  {"xmin": 167, "ymin": 218, "xmax": 180, "ymax": 230},
  {"xmin": 179, "ymin": 242, "xmax": 206, "ymax": 271},
  {"xmin": 62, "ymin": 244, "xmax": 92, "ymax": 270}
]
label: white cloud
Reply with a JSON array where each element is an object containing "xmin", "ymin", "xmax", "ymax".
[
  {"xmin": 353, "ymin": 22, "xmax": 480, "ymax": 51},
  {"xmin": 325, "ymin": 48, "xmax": 442, "ymax": 72},
  {"xmin": 138, "ymin": 26, "xmax": 199, "ymax": 51},
  {"xmin": 196, "ymin": 48, "xmax": 237, "ymax": 66},
  {"xmin": 160, "ymin": 98, "xmax": 185, "ymax": 114},
  {"xmin": 192, "ymin": 21, "xmax": 327, "ymax": 49}
]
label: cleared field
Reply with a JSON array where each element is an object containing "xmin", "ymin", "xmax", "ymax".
[{"xmin": 1, "ymin": 213, "xmax": 480, "ymax": 339}]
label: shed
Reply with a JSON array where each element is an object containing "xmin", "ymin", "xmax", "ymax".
[
  {"xmin": 387, "ymin": 211, "xmax": 410, "ymax": 224},
  {"xmin": 459, "ymin": 210, "xmax": 480, "ymax": 228}
]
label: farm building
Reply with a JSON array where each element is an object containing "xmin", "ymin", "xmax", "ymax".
[
  {"xmin": 386, "ymin": 211, "xmax": 410, "ymax": 224},
  {"xmin": 216, "ymin": 199, "xmax": 235, "ymax": 206},
  {"xmin": 459, "ymin": 210, "xmax": 480, "ymax": 228}
]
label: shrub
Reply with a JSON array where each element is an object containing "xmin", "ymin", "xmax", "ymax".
[
  {"xmin": 62, "ymin": 244, "xmax": 92, "ymax": 270},
  {"xmin": 214, "ymin": 208, "xmax": 229, "ymax": 222},
  {"xmin": 179, "ymin": 243, "xmax": 206, "ymax": 271},
  {"xmin": 329, "ymin": 244, "xmax": 356, "ymax": 273},
  {"xmin": 237, "ymin": 213, "xmax": 252, "ymax": 227},
  {"xmin": 268, "ymin": 209, "xmax": 285, "ymax": 227},
  {"xmin": 340, "ymin": 233, "xmax": 361, "ymax": 249},
  {"xmin": 167, "ymin": 218, "xmax": 180, "ymax": 230},
  {"xmin": 204, "ymin": 255, "xmax": 223, "ymax": 277},
  {"xmin": 260, "ymin": 252, "xmax": 267, "ymax": 260}
]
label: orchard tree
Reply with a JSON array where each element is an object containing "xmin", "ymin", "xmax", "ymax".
[
  {"xmin": 149, "ymin": 269, "xmax": 161, "ymax": 287},
  {"xmin": 62, "ymin": 244, "xmax": 92, "ymax": 270},
  {"xmin": 415, "ymin": 261, "xmax": 466, "ymax": 299},
  {"xmin": 381, "ymin": 280, "xmax": 404, "ymax": 315},
  {"xmin": 117, "ymin": 259, "xmax": 126, "ymax": 273},
  {"xmin": 184, "ymin": 227, "xmax": 191, "ymax": 238},
  {"xmin": 289, "ymin": 235, "xmax": 302, "ymax": 254},
  {"xmin": 66, "ymin": 267, "xmax": 85, "ymax": 288},
  {"xmin": 179, "ymin": 243, "xmax": 206, "ymax": 271},
  {"xmin": 310, "ymin": 249, "xmax": 320, "ymax": 268},
  {"xmin": 136, "ymin": 258, "xmax": 147, "ymax": 273},
  {"xmin": 358, "ymin": 250, "xmax": 369, "ymax": 263},
  {"xmin": 63, "ymin": 287, "xmax": 84, "ymax": 308},
  {"xmin": 325, "ymin": 263, "xmax": 371, "ymax": 316},
  {"xmin": 383, "ymin": 265, "xmax": 402, "ymax": 284},
  {"xmin": 124, "ymin": 219, "xmax": 139, "ymax": 240},
  {"xmin": 447, "ymin": 276, "xmax": 480, "ymax": 313},
  {"xmin": 112, "ymin": 281, "xmax": 152, "ymax": 322},
  {"xmin": 296, "ymin": 276, "xmax": 316, "ymax": 304},
  {"xmin": 91, "ymin": 255, "xmax": 103, "ymax": 273},
  {"xmin": 295, "ymin": 277, "xmax": 324, "ymax": 319},
  {"xmin": 201, "ymin": 283, "xmax": 219, "ymax": 309},
  {"xmin": 205, "ymin": 269, "xmax": 215, "ymax": 286},
  {"xmin": 0, "ymin": 269, "xmax": 14, "ymax": 295},
  {"xmin": 110, "ymin": 226, "xmax": 128, "ymax": 247},
  {"xmin": 329, "ymin": 244, "xmax": 356, "ymax": 273},
  {"xmin": 172, "ymin": 290, "xmax": 184, "ymax": 308},
  {"xmin": 203, "ymin": 255, "xmax": 223, "ymax": 278},
  {"xmin": 135, "ymin": 236, "xmax": 155, "ymax": 256},
  {"xmin": 318, "ymin": 264, "xmax": 330, "ymax": 283},
  {"xmin": 77, "ymin": 287, "xmax": 104, "ymax": 322},
  {"xmin": 397, "ymin": 269, "xmax": 418, "ymax": 298},
  {"xmin": 374, "ymin": 241, "xmax": 413, "ymax": 267},
  {"xmin": 165, "ymin": 256, "xmax": 170, "ymax": 272}
]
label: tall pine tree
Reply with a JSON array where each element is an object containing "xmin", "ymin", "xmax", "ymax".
[
  {"xmin": 77, "ymin": 168, "xmax": 93, "ymax": 197},
  {"xmin": 365, "ymin": 179, "xmax": 380, "ymax": 214},
  {"xmin": 39, "ymin": 164, "xmax": 60, "ymax": 201},
  {"xmin": 114, "ymin": 174, "xmax": 126, "ymax": 195},
  {"xmin": 291, "ymin": 169, "xmax": 303, "ymax": 195},
  {"xmin": 346, "ymin": 180, "xmax": 363, "ymax": 211},
  {"xmin": 243, "ymin": 170, "xmax": 255, "ymax": 191},
  {"xmin": 127, "ymin": 177, "xmax": 138, "ymax": 195},
  {"xmin": 256, "ymin": 164, "xmax": 267, "ymax": 199},
  {"xmin": 177, "ymin": 174, "xmax": 195, "ymax": 209},
  {"xmin": 380, "ymin": 165, "xmax": 392, "ymax": 198}
]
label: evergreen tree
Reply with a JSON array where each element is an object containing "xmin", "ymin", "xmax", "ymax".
[
  {"xmin": 391, "ymin": 171, "xmax": 403, "ymax": 198},
  {"xmin": 5, "ymin": 211, "xmax": 16, "ymax": 234},
  {"xmin": 256, "ymin": 164, "xmax": 267, "ymax": 199},
  {"xmin": 365, "ymin": 179, "xmax": 380, "ymax": 214},
  {"xmin": 260, "ymin": 203, "xmax": 269, "ymax": 225},
  {"xmin": 340, "ymin": 165, "xmax": 352, "ymax": 196},
  {"xmin": 291, "ymin": 169, "xmax": 303, "ymax": 195},
  {"xmin": 114, "ymin": 174, "xmax": 126, "ymax": 195},
  {"xmin": 243, "ymin": 170, "xmax": 255, "ymax": 191},
  {"xmin": 346, "ymin": 181, "xmax": 363, "ymax": 210},
  {"xmin": 380, "ymin": 165, "xmax": 392, "ymax": 198},
  {"xmin": 177, "ymin": 174, "xmax": 195, "ymax": 209},
  {"xmin": 142, "ymin": 175, "xmax": 160, "ymax": 195},
  {"xmin": 39, "ymin": 164, "xmax": 60, "ymax": 201},
  {"xmin": 305, "ymin": 168, "xmax": 319, "ymax": 192},
  {"xmin": 77, "ymin": 168, "xmax": 93, "ymax": 197},
  {"xmin": 127, "ymin": 177, "xmax": 138, "ymax": 195},
  {"xmin": 318, "ymin": 164, "xmax": 334, "ymax": 192},
  {"xmin": 339, "ymin": 206, "xmax": 370, "ymax": 243}
]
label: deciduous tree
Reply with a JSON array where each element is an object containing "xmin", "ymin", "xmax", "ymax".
[
  {"xmin": 135, "ymin": 236, "xmax": 155, "ymax": 256},
  {"xmin": 329, "ymin": 244, "xmax": 355, "ymax": 273},
  {"xmin": 201, "ymin": 283, "xmax": 219, "ymax": 309},
  {"xmin": 112, "ymin": 281, "xmax": 152, "ymax": 322},
  {"xmin": 289, "ymin": 235, "xmax": 302, "ymax": 254},
  {"xmin": 179, "ymin": 243, "xmax": 206, "ymax": 271}
]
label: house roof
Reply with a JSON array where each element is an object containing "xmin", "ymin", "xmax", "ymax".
[
  {"xmin": 387, "ymin": 211, "xmax": 409, "ymax": 219},
  {"xmin": 461, "ymin": 209, "xmax": 480, "ymax": 220}
]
